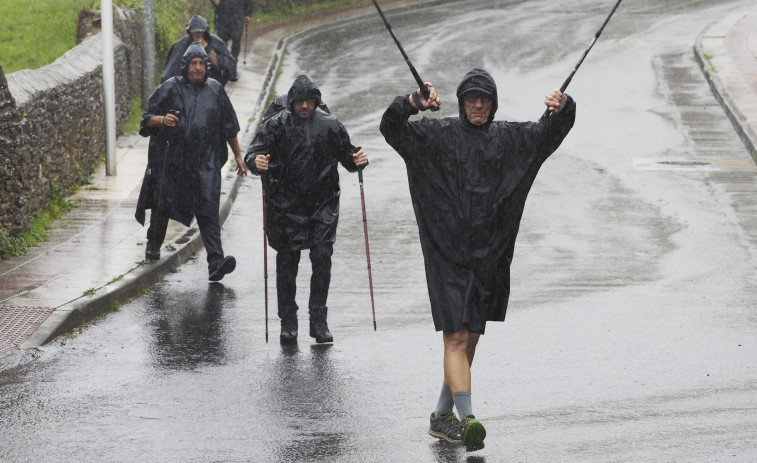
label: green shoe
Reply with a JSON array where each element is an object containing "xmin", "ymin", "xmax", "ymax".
[
  {"xmin": 428, "ymin": 411, "xmax": 462, "ymax": 444},
  {"xmin": 460, "ymin": 415, "xmax": 486, "ymax": 450}
]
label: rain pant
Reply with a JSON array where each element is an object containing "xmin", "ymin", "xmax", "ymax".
[
  {"xmin": 161, "ymin": 15, "xmax": 237, "ymax": 85},
  {"xmin": 245, "ymin": 74, "xmax": 360, "ymax": 252},
  {"xmin": 136, "ymin": 42, "xmax": 240, "ymax": 228},
  {"xmin": 380, "ymin": 68, "xmax": 576, "ymax": 334}
]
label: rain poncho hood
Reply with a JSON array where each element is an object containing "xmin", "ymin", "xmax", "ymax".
[
  {"xmin": 181, "ymin": 41, "xmax": 211, "ymax": 84},
  {"xmin": 456, "ymin": 68, "xmax": 499, "ymax": 126},
  {"xmin": 186, "ymin": 15, "xmax": 211, "ymax": 39},
  {"xmin": 245, "ymin": 76, "xmax": 359, "ymax": 252},
  {"xmin": 286, "ymin": 74, "xmax": 323, "ymax": 113},
  {"xmin": 380, "ymin": 69, "xmax": 576, "ymax": 333}
]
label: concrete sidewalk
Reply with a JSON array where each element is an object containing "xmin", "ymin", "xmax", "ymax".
[{"xmin": 2, "ymin": 2, "xmax": 757, "ymax": 360}]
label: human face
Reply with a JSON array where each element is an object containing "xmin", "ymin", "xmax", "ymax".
[
  {"xmin": 463, "ymin": 91, "xmax": 493, "ymax": 126},
  {"xmin": 188, "ymin": 57, "xmax": 206, "ymax": 84},
  {"xmin": 293, "ymin": 99, "xmax": 316, "ymax": 119},
  {"xmin": 191, "ymin": 31, "xmax": 204, "ymax": 42}
]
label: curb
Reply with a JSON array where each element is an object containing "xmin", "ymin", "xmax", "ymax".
[
  {"xmin": 19, "ymin": 36, "xmax": 288, "ymax": 350},
  {"xmin": 694, "ymin": 10, "xmax": 757, "ymax": 165}
]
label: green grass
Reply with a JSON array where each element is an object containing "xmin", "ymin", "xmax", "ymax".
[
  {"xmin": 121, "ymin": 94, "xmax": 143, "ymax": 135},
  {"xmin": 22, "ymin": 186, "xmax": 77, "ymax": 247},
  {"xmin": 0, "ymin": 0, "xmax": 96, "ymax": 73},
  {"xmin": 0, "ymin": 228, "xmax": 26, "ymax": 259},
  {"xmin": 0, "ymin": 0, "xmax": 210, "ymax": 74}
]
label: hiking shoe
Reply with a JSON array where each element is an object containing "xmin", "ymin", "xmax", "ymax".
[
  {"xmin": 145, "ymin": 241, "xmax": 161, "ymax": 261},
  {"xmin": 209, "ymin": 256, "xmax": 236, "ymax": 282},
  {"xmin": 280, "ymin": 320, "xmax": 298, "ymax": 344},
  {"xmin": 428, "ymin": 411, "xmax": 462, "ymax": 444},
  {"xmin": 309, "ymin": 321, "xmax": 333, "ymax": 343},
  {"xmin": 460, "ymin": 415, "xmax": 486, "ymax": 450}
]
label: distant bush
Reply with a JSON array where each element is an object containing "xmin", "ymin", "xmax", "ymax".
[{"xmin": 0, "ymin": 227, "xmax": 27, "ymax": 259}]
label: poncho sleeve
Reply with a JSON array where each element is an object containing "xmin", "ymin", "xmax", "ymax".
[
  {"xmin": 334, "ymin": 121, "xmax": 360, "ymax": 173},
  {"xmin": 379, "ymin": 94, "xmax": 430, "ymax": 161}
]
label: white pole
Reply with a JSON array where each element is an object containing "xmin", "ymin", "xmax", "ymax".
[
  {"xmin": 142, "ymin": 0, "xmax": 156, "ymax": 107},
  {"xmin": 102, "ymin": 0, "xmax": 117, "ymax": 176}
]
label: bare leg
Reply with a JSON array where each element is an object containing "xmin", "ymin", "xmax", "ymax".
[{"xmin": 443, "ymin": 328, "xmax": 479, "ymax": 394}]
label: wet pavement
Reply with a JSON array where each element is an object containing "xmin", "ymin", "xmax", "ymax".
[
  {"xmin": 2, "ymin": 0, "xmax": 757, "ymax": 461},
  {"xmin": 0, "ymin": 0, "xmax": 426, "ymax": 357}
]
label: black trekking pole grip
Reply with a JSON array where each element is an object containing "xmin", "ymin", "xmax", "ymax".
[{"xmin": 371, "ymin": 0, "xmax": 439, "ymax": 111}]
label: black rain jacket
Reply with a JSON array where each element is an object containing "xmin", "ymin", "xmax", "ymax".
[
  {"xmin": 245, "ymin": 75, "xmax": 360, "ymax": 252},
  {"xmin": 136, "ymin": 42, "xmax": 240, "ymax": 227},
  {"xmin": 380, "ymin": 68, "xmax": 576, "ymax": 334},
  {"xmin": 161, "ymin": 15, "xmax": 237, "ymax": 85}
]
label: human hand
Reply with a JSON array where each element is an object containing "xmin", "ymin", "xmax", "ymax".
[
  {"xmin": 545, "ymin": 89, "xmax": 566, "ymax": 114},
  {"xmin": 353, "ymin": 149, "xmax": 368, "ymax": 167},
  {"xmin": 409, "ymin": 82, "xmax": 440, "ymax": 111},
  {"xmin": 163, "ymin": 110, "xmax": 179, "ymax": 127},
  {"xmin": 235, "ymin": 154, "xmax": 247, "ymax": 176},
  {"xmin": 207, "ymin": 49, "xmax": 219, "ymax": 69},
  {"xmin": 255, "ymin": 154, "xmax": 270, "ymax": 171}
]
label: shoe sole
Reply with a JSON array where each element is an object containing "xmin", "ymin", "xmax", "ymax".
[
  {"xmin": 428, "ymin": 428, "xmax": 462, "ymax": 444},
  {"xmin": 462, "ymin": 419, "xmax": 486, "ymax": 450},
  {"xmin": 209, "ymin": 256, "xmax": 236, "ymax": 281}
]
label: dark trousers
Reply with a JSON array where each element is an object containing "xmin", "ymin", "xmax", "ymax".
[
  {"xmin": 276, "ymin": 244, "xmax": 333, "ymax": 323},
  {"xmin": 216, "ymin": 26, "xmax": 243, "ymax": 61},
  {"xmin": 147, "ymin": 209, "xmax": 224, "ymax": 268}
]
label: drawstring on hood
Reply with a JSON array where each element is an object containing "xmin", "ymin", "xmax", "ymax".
[{"xmin": 456, "ymin": 68, "xmax": 498, "ymax": 127}]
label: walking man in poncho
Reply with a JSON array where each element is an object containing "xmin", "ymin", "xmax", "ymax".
[{"xmin": 380, "ymin": 68, "xmax": 576, "ymax": 449}]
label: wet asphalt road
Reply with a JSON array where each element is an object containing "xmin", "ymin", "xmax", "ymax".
[{"xmin": 2, "ymin": 0, "xmax": 757, "ymax": 461}]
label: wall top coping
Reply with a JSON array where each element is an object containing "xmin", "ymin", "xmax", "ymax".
[{"xmin": 6, "ymin": 33, "xmax": 123, "ymax": 107}]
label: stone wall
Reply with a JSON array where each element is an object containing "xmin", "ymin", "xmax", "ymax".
[{"xmin": 0, "ymin": 7, "xmax": 142, "ymax": 236}]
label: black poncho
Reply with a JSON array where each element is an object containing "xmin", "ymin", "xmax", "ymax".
[
  {"xmin": 245, "ymin": 75, "xmax": 359, "ymax": 252},
  {"xmin": 380, "ymin": 68, "xmax": 576, "ymax": 333},
  {"xmin": 136, "ymin": 42, "xmax": 240, "ymax": 227}
]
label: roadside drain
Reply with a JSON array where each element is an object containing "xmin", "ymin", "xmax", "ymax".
[{"xmin": 633, "ymin": 157, "xmax": 757, "ymax": 171}]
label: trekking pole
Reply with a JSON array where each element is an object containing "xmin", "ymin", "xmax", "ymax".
[
  {"xmin": 543, "ymin": 0, "xmax": 623, "ymax": 118},
  {"xmin": 262, "ymin": 186, "xmax": 269, "ymax": 343},
  {"xmin": 370, "ymin": 0, "xmax": 439, "ymax": 111},
  {"xmin": 243, "ymin": 21, "xmax": 249, "ymax": 65},
  {"xmin": 357, "ymin": 167, "xmax": 377, "ymax": 331}
]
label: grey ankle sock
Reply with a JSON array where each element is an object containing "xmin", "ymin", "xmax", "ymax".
[
  {"xmin": 453, "ymin": 391, "xmax": 473, "ymax": 418},
  {"xmin": 434, "ymin": 384, "xmax": 454, "ymax": 417}
]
